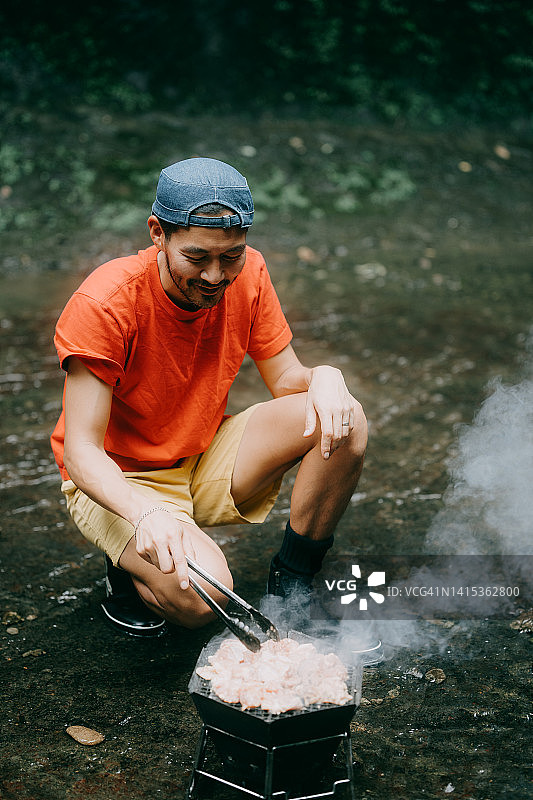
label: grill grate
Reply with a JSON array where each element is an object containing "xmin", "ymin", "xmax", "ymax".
[
  {"xmin": 188, "ymin": 629, "xmax": 362, "ymax": 721},
  {"xmin": 190, "ymin": 670, "xmax": 360, "ymax": 721}
]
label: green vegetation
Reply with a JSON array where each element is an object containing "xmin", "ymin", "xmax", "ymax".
[
  {"xmin": 1, "ymin": 1, "xmax": 531, "ymax": 121},
  {"xmin": 0, "ymin": 113, "xmax": 418, "ymax": 253}
]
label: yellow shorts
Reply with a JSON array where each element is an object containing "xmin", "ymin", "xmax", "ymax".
[{"xmin": 61, "ymin": 403, "xmax": 282, "ymax": 566}]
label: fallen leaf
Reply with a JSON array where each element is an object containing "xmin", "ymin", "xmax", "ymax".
[
  {"xmin": 509, "ymin": 610, "xmax": 533, "ymax": 632},
  {"xmin": 296, "ymin": 246, "xmax": 317, "ymax": 262},
  {"xmin": 494, "ymin": 144, "xmax": 511, "ymax": 160},
  {"xmin": 425, "ymin": 668, "xmax": 446, "ymax": 684},
  {"xmin": 3, "ymin": 611, "xmax": 23, "ymax": 625}
]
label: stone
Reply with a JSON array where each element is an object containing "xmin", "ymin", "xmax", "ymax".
[{"xmin": 66, "ymin": 725, "xmax": 105, "ymax": 745}]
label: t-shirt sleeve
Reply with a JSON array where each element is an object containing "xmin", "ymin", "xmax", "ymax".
[
  {"xmin": 54, "ymin": 292, "xmax": 127, "ymax": 386},
  {"xmin": 246, "ymin": 261, "xmax": 293, "ymax": 361}
]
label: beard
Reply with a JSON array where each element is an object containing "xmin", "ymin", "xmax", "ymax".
[
  {"xmin": 164, "ymin": 257, "xmax": 230, "ymax": 310},
  {"xmin": 183, "ymin": 278, "xmax": 230, "ymax": 309}
]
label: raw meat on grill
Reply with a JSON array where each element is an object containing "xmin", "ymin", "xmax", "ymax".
[{"xmin": 196, "ymin": 637, "xmax": 352, "ymax": 714}]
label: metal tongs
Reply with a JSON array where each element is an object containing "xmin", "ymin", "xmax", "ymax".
[{"xmin": 186, "ymin": 556, "xmax": 280, "ymax": 652}]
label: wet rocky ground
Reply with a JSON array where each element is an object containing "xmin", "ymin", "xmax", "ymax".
[{"xmin": 1, "ymin": 108, "xmax": 532, "ymax": 799}]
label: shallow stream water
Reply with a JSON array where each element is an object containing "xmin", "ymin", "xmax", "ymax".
[{"xmin": 1, "ymin": 110, "xmax": 532, "ymax": 799}]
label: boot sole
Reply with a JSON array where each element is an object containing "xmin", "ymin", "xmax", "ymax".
[{"xmin": 100, "ymin": 602, "xmax": 167, "ymax": 638}]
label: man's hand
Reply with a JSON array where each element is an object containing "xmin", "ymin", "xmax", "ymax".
[
  {"xmin": 254, "ymin": 346, "xmax": 362, "ymax": 461},
  {"xmin": 134, "ymin": 510, "xmax": 199, "ymax": 590},
  {"xmin": 303, "ymin": 365, "xmax": 361, "ymax": 459}
]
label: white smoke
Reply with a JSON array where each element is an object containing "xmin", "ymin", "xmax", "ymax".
[
  {"xmin": 349, "ymin": 336, "xmax": 533, "ymax": 655},
  {"xmin": 377, "ymin": 338, "xmax": 533, "ymax": 654},
  {"xmin": 424, "ymin": 375, "xmax": 533, "ymax": 556}
]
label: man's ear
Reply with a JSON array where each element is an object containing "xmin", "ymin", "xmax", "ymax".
[{"xmin": 147, "ymin": 215, "xmax": 165, "ymax": 248}]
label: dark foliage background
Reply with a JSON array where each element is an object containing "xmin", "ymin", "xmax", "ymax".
[{"xmin": 1, "ymin": 0, "xmax": 532, "ymax": 119}]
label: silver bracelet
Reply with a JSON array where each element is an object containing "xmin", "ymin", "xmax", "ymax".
[{"xmin": 134, "ymin": 506, "xmax": 169, "ymax": 537}]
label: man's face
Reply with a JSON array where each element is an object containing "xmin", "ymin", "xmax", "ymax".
[{"xmin": 149, "ymin": 215, "xmax": 247, "ymax": 311}]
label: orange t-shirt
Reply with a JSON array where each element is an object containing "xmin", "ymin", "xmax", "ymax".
[{"xmin": 51, "ymin": 244, "xmax": 292, "ymax": 479}]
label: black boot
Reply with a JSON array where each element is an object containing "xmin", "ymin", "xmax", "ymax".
[
  {"xmin": 267, "ymin": 555, "xmax": 383, "ymax": 663},
  {"xmin": 267, "ymin": 556, "xmax": 314, "ymax": 598},
  {"xmin": 101, "ymin": 556, "xmax": 167, "ymax": 637}
]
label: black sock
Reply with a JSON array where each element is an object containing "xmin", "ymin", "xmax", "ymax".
[{"xmin": 276, "ymin": 521, "xmax": 334, "ymax": 576}]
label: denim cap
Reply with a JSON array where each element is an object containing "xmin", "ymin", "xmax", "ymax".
[{"xmin": 152, "ymin": 157, "xmax": 254, "ymax": 228}]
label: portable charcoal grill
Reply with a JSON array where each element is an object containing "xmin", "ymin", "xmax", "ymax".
[{"xmin": 187, "ymin": 634, "xmax": 362, "ymax": 800}]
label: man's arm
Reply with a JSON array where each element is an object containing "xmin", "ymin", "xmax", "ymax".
[
  {"xmin": 63, "ymin": 357, "xmax": 192, "ymax": 587},
  {"xmin": 254, "ymin": 344, "xmax": 363, "ymax": 460}
]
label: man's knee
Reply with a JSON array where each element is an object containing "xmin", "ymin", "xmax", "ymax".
[
  {"xmin": 136, "ymin": 562, "xmax": 233, "ymax": 629},
  {"xmin": 283, "ymin": 390, "xmax": 368, "ymax": 454},
  {"xmin": 348, "ymin": 402, "xmax": 368, "ymax": 458},
  {"xmin": 164, "ymin": 585, "xmax": 229, "ymax": 630},
  {"xmin": 311, "ymin": 399, "xmax": 367, "ymax": 462}
]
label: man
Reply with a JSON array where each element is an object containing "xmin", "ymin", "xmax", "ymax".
[{"xmin": 51, "ymin": 157, "xmax": 367, "ymax": 637}]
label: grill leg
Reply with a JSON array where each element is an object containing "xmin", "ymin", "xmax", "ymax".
[
  {"xmin": 263, "ymin": 746, "xmax": 275, "ymax": 800},
  {"xmin": 187, "ymin": 725, "xmax": 208, "ymax": 799},
  {"xmin": 343, "ymin": 731, "xmax": 356, "ymax": 800}
]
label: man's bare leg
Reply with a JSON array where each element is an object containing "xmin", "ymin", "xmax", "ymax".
[
  {"xmin": 231, "ymin": 392, "xmax": 367, "ymax": 594},
  {"xmin": 118, "ymin": 521, "xmax": 232, "ymax": 629},
  {"xmin": 231, "ymin": 392, "xmax": 367, "ymax": 540}
]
